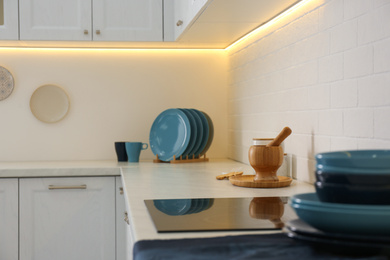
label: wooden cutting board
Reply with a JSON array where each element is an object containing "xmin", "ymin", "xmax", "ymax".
[{"xmin": 229, "ymin": 175, "xmax": 292, "ymax": 188}]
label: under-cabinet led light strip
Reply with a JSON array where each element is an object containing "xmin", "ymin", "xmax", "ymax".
[{"xmin": 225, "ymin": 0, "xmax": 313, "ymax": 51}]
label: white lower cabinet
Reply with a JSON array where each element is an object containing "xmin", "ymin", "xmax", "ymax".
[
  {"xmin": 0, "ymin": 179, "xmax": 18, "ymax": 260},
  {"xmin": 116, "ymin": 176, "xmax": 127, "ymax": 260},
  {"xmin": 20, "ymin": 177, "xmax": 116, "ymax": 260}
]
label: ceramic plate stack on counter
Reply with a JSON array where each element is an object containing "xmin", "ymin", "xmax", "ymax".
[
  {"xmin": 285, "ymin": 150, "xmax": 390, "ymax": 254},
  {"xmin": 149, "ymin": 108, "xmax": 214, "ymax": 162}
]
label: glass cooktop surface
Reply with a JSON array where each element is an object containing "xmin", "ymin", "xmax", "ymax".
[{"xmin": 145, "ymin": 197, "xmax": 296, "ymax": 233}]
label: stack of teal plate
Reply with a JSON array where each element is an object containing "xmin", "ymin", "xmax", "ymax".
[
  {"xmin": 149, "ymin": 108, "xmax": 214, "ymax": 162},
  {"xmin": 285, "ymin": 150, "xmax": 390, "ymax": 253}
]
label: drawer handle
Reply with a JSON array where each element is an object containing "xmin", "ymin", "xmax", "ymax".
[{"xmin": 48, "ymin": 185, "xmax": 87, "ymax": 190}]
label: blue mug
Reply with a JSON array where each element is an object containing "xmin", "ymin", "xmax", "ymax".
[{"xmin": 125, "ymin": 142, "xmax": 148, "ymax": 162}]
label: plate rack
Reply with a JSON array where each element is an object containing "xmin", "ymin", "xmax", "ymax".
[{"xmin": 153, "ymin": 154, "xmax": 209, "ymax": 164}]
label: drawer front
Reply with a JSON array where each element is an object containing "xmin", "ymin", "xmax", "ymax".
[{"xmin": 20, "ymin": 176, "xmax": 116, "ymax": 260}]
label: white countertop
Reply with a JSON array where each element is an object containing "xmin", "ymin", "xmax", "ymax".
[
  {"xmin": 0, "ymin": 160, "xmax": 129, "ymax": 177},
  {"xmin": 120, "ymin": 159, "xmax": 315, "ymax": 242},
  {"xmin": 0, "ymin": 159, "xmax": 315, "ymax": 244}
]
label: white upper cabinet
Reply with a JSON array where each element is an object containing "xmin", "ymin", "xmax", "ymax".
[
  {"xmin": 172, "ymin": 0, "xmax": 208, "ymax": 41},
  {"xmin": 19, "ymin": 0, "xmax": 163, "ymax": 41},
  {"xmin": 19, "ymin": 0, "xmax": 92, "ymax": 41},
  {"xmin": 0, "ymin": 179, "xmax": 18, "ymax": 260},
  {"xmin": 93, "ymin": 0, "xmax": 163, "ymax": 42},
  {"xmin": 0, "ymin": 0, "xmax": 19, "ymax": 40}
]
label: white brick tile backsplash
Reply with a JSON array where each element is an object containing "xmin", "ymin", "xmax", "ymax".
[
  {"xmin": 374, "ymin": 37, "xmax": 390, "ymax": 73},
  {"xmin": 330, "ymin": 20, "xmax": 358, "ymax": 54},
  {"xmin": 358, "ymin": 73, "xmax": 390, "ymax": 107},
  {"xmin": 294, "ymin": 157, "xmax": 315, "ymax": 183},
  {"xmin": 319, "ymin": 53, "xmax": 344, "ymax": 82},
  {"xmin": 291, "ymin": 32, "xmax": 330, "ymax": 64},
  {"xmin": 358, "ymin": 138, "xmax": 390, "ymax": 149},
  {"xmin": 308, "ymin": 83, "xmax": 330, "ymax": 110},
  {"xmin": 227, "ymin": 0, "xmax": 390, "ymax": 183},
  {"xmin": 287, "ymin": 60, "xmax": 318, "ymax": 88},
  {"xmin": 374, "ymin": 0, "xmax": 390, "ymax": 7},
  {"xmin": 374, "ymin": 108, "xmax": 390, "ymax": 139},
  {"xmin": 358, "ymin": 3, "xmax": 390, "ymax": 45},
  {"xmin": 344, "ymin": 45, "xmax": 373, "ymax": 78},
  {"xmin": 344, "ymin": 0, "xmax": 374, "ymax": 20},
  {"xmin": 318, "ymin": 110, "xmax": 343, "ymax": 136},
  {"xmin": 330, "ymin": 79, "xmax": 358, "ymax": 108},
  {"xmin": 311, "ymin": 135, "xmax": 331, "ymax": 155},
  {"xmin": 330, "ymin": 137, "xmax": 358, "ymax": 151},
  {"xmin": 344, "ymin": 108, "xmax": 374, "ymax": 137},
  {"xmin": 284, "ymin": 111, "xmax": 319, "ymax": 135},
  {"xmin": 319, "ymin": 0, "xmax": 344, "ymax": 31}
]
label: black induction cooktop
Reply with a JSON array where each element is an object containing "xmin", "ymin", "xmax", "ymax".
[{"xmin": 145, "ymin": 197, "xmax": 296, "ymax": 233}]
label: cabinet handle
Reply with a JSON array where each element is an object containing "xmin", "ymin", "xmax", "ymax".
[
  {"xmin": 119, "ymin": 187, "xmax": 124, "ymax": 195},
  {"xmin": 124, "ymin": 212, "xmax": 130, "ymax": 225},
  {"xmin": 176, "ymin": 20, "xmax": 183, "ymax": 26},
  {"xmin": 84, "ymin": 30, "xmax": 89, "ymax": 35},
  {"xmin": 48, "ymin": 185, "xmax": 87, "ymax": 190},
  {"xmin": 96, "ymin": 30, "xmax": 101, "ymax": 35}
]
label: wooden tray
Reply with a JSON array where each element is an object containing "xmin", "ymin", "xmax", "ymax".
[
  {"xmin": 153, "ymin": 154, "xmax": 209, "ymax": 164},
  {"xmin": 229, "ymin": 175, "xmax": 292, "ymax": 188}
]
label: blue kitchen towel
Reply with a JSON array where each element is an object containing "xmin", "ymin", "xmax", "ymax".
[{"xmin": 133, "ymin": 233, "xmax": 389, "ymax": 260}]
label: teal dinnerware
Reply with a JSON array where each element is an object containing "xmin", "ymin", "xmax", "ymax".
[
  {"xmin": 125, "ymin": 142, "xmax": 148, "ymax": 162},
  {"xmin": 149, "ymin": 109, "xmax": 191, "ymax": 161},
  {"xmin": 316, "ymin": 150, "xmax": 390, "ymax": 170},
  {"xmin": 191, "ymin": 109, "xmax": 209, "ymax": 157},
  {"xmin": 179, "ymin": 109, "xmax": 197, "ymax": 158},
  {"xmin": 199, "ymin": 111, "xmax": 214, "ymax": 157},
  {"xmin": 289, "ymin": 193, "xmax": 390, "ymax": 236},
  {"xmin": 186, "ymin": 109, "xmax": 203, "ymax": 157},
  {"xmin": 316, "ymin": 164, "xmax": 390, "ymax": 174}
]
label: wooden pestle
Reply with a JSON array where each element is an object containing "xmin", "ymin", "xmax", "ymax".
[{"xmin": 266, "ymin": 127, "xmax": 292, "ymax": 147}]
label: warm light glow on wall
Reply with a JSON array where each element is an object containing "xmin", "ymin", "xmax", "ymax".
[{"xmin": 225, "ymin": 0, "xmax": 313, "ymax": 51}]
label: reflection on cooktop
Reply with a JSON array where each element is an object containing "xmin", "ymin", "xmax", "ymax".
[{"xmin": 144, "ymin": 197, "xmax": 296, "ymax": 233}]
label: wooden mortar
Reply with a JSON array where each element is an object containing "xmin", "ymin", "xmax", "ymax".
[{"xmin": 248, "ymin": 127, "xmax": 292, "ymax": 182}]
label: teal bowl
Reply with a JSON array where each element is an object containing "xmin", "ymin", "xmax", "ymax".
[
  {"xmin": 315, "ymin": 150, "xmax": 390, "ymax": 170},
  {"xmin": 289, "ymin": 193, "xmax": 390, "ymax": 236},
  {"xmin": 315, "ymin": 181, "xmax": 390, "ymax": 205}
]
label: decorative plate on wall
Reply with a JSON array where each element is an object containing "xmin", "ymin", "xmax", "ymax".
[
  {"xmin": 30, "ymin": 84, "xmax": 70, "ymax": 123},
  {"xmin": 0, "ymin": 66, "xmax": 15, "ymax": 101}
]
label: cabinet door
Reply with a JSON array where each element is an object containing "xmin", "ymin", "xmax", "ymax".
[
  {"xmin": 173, "ymin": 0, "xmax": 191, "ymax": 40},
  {"xmin": 116, "ymin": 176, "xmax": 126, "ymax": 260},
  {"xmin": 93, "ymin": 0, "xmax": 163, "ymax": 41},
  {"xmin": 20, "ymin": 177, "xmax": 115, "ymax": 260},
  {"xmin": 0, "ymin": 0, "xmax": 18, "ymax": 40},
  {"xmin": 173, "ymin": 0, "xmax": 208, "ymax": 41},
  {"xmin": 0, "ymin": 179, "xmax": 18, "ymax": 260},
  {"xmin": 19, "ymin": 0, "xmax": 92, "ymax": 40}
]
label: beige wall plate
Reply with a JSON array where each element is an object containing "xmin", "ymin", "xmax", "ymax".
[{"xmin": 30, "ymin": 84, "xmax": 70, "ymax": 123}]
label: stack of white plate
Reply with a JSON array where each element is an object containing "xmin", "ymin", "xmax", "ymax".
[{"xmin": 149, "ymin": 108, "xmax": 214, "ymax": 162}]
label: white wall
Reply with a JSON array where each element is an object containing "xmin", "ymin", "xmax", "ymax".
[
  {"xmin": 227, "ymin": 0, "xmax": 390, "ymax": 183},
  {"xmin": 0, "ymin": 48, "xmax": 228, "ymax": 161}
]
